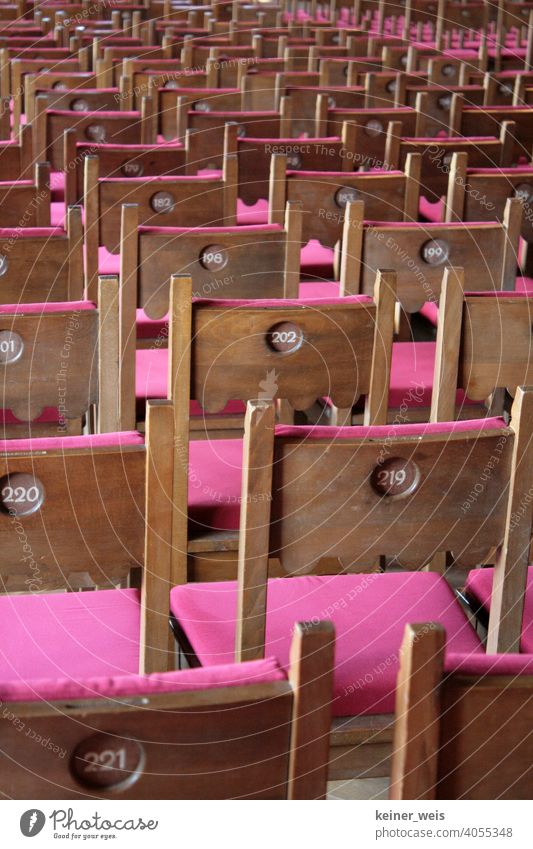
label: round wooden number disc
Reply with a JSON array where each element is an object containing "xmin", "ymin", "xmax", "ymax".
[
  {"xmin": 71, "ymin": 98, "xmax": 89, "ymax": 111},
  {"xmin": 335, "ymin": 186, "xmax": 359, "ymax": 208},
  {"xmin": 266, "ymin": 322, "xmax": 303, "ymax": 353},
  {"xmin": 85, "ymin": 124, "xmax": 106, "ymax": 142},
  {"xmin": 364, "ymin": 119, "xmax": 383, "ymax": 137},
  {"xmin": 200, "ymin": 244, "xmax": 228, "ymax": 271},
  {"xmin": 421, "ymin": 238, "xmax": 449, "ymax": 266},
  {"xmin": 122, "ymin": 160, "xmax": 144, "ymax": 177},
  {"xmin": 0, "ymin": 331, "xmax": 24, "ymax": 364},
  {"xmin": 71, "ymin": 734, "xmax": 144, "ymax": 791},
  {"xmin": 0, "ymin": 473, "xmax": 45, "ymax": 517},
  {"xmin": 515, "ymin": 183, "xmax": 533, "ymax": 204},
  {"xmin": 151, "ymin": 191, "xmax": 175, "ymax": 213},
  {"xmin": 370, "ymin": 458, "xmax": 420, "ymax": 499}
]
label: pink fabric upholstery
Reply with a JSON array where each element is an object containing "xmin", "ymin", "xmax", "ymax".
[
  {"xmin": 419, "ymin": 196, "xmax": 444, "ymax": 223},
  {"xmin": 0, "ymin": 227, "xmax": 64, "ymax": 239},
  {"xmin": 419, "ymin": 300, "xmax": 439, "ymax": 325},
  {"xmin": 445, "ymin": 652, "xmax": 533, "ymax": 676},
  {"xmin": 237, "ymin": 198, "xmax": 269, "ymax": 225},
  {"xmin": 0, "ymin": 431, "xmax": 143, "ymax": 454},
  {"xmin": 465, "ymin": 566, "xmax": 533, "ymax": 653},
  {"xmin": 136, "ymin": 308, "xmax": 168, "ymax": 339},
  {"xmin": 50, "ymin": 170, "xmax": 64, "ymax": 200},
  {"xmin": 188, "ymin": 438, "xmax": 243, "ymax": 534},
  {"xmin": 516, "ymin": 276, "xmax": 533, "ymax": 294},
  {"xmin": 0, "ymin": 589, "xmax": 141, "ymax": 682},
  {"xmin": 299, "ymin": 281, "xmax": 340, "ymax": 298},
  {"xmin": 135, "ymin": 349, "xmax": 245, "ymax": 416},
  {"xmin": 390, "ymin": 341, "xmax": 475, "ymax": 409},
  {"xmin": 170, "ymin": 572, "xmax": 483, "ymax": 716},
  {"xmin": 300, "ymin": 239, "xmax": 335, "ymax": 276},
  {"xmin": 0, "ymin": 301, "xmax": 93, "ymax": 315},
  {"xmin": 98, "ymin": 246, "xmax": 120, "ymax": 274},
  {"xmin": 50, "ymin": 201, "xmax": 65, "ymax": 228},
  {"xmin": 275, "ymin": 416, "xmax": 506, "ymax": 441},
  {"xmin": 0, "ymin": 656, "xmax": 285, "ymax": 702}
]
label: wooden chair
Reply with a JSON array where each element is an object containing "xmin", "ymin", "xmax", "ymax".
[
  {"xmin": 227, "ymin": 121, "xmax": 357, "ymax": 205},
  {"xmin": 0, "ymin": 162, "xmax": 51, "ymax": 228},
  {"xmin": 0, "ymin": 124, "xmax": 33, "ymax": 181},
  {"xmin": 270, "ymin": 153, "xmax": 421, "ymax": 247},
  {"xmin": 33, "ymin": 93, "xmax": 157, "ymax": 170},
  {"xmin": 0, "ymin": 263, "xmax": 133, "ymax": 437},
  {"xmin": 63, "ymin": 129, "xmax": 187, "ymax": 205},
  {"xmin": 120, "ymin": 200, "xmax": 302, "ymax": 343},
  {"xmin": 179, "ymin": 104, "xmax": 293, "ymax": 171},
  {"xmin": 159, "ymin": 271, "xmax": 396, "ymax": 582},
  {"xmin": 0, "ymin": 396, "xmax": 173, "ymax": 677},
  {"xmin": 0, "ymin": 205, "xmax": 82, "ymax": 304},
  {"xmin": 446, "ymin": 152, "xmax": 533, "ymax": 268},
  {"xmin": 389, "ymin": 622, "xmax": 533, "ymax": 799},
  {"xmin": 386, "ymin": 122, "xmax": 515, "ymax": 205},
  {"xmin": 0, "ymin": 621, "xmax": 333, "ymax": 799},
  {"xmin": 84, "ymin": 152, "xmax": 238, "ymax": 297},
  {"xmin": 170, "ymin": 386, "xmax": 533, "ymax": 778},
  {"xmin": 451, "ymin": 97, "xmax": 533, "ymax": 160},
  {"xmin": 340, "ymin": 198, "xmax": 521, "ymax": 312},
  {"xmin": 162, "ymin": 86, "xmax": 244, "ymax": 141}
]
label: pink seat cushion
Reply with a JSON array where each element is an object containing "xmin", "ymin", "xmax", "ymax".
[
  {"xmin": 136, "ymin": 308, "xmax": 168, "ymax": 339},
  {"xmin": 299, "ymin": 280, "xmax": 340, "ymax": 299},
  {"xmin": 237, "ymin": 198, "xmax": 269, "ymax": 225},
  {"xmin": 390, "ymin": 341, "xmax": 476, "ymax": 409},
  {"xmin": 419, "ymin": 300, "xmax": 439, "ymax": 326},
  {"xmin": 188, "ymin": 438, "xmax": 243, "ymax": 534},
  {"xmin": 516, "ymin": 276, "xmax": 533, "ymax": 294},
  {"xmin": 170, "ymin": 572, "xmax": 483, "ymax": 716},
  {"xmin": 0, "ymin": 589, "xmax": 141, "ymax": 682},
  {"xmin": 0, "ymin": 656, "xmax": 285, "ymax": 702},
  {"xmin": 0, "ymin": 407, "xmax": 61, "ymax": 426},
  {"xmin": 419, "ymin": 196, "xmax": 444, "ymax": 223},
  {"xmin": 135, "ymin": 350, "xmax": 245, "ymax": 419},
  {"xmin": 98, "ymin": 246, "xmax": 120, "ymax": 275},
  {"xmin": 300, "ymin": 239, "xmax": 334, "ymax": 276},
  {"xmin": 50, "ymin": 201, "xmax": 65, "ymax": 228},
  {"xmin": 50, "ymin": 170, "xmax": 65, "ymax": 201},
  {"xmin": 465, "ymin": 565, "xmax": 533, "ymax": 653}
]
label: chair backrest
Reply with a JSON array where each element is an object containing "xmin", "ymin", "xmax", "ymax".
[
  {"xmin": 0, "ymin": 621, "xmax": 333, "ymax": 799},
  {"xmin": 167, "ymin": 272, "xmax": 397, "ymax": 583},
  {"xmin": 390, "ymin": 622, "xmax": 533, "ymax": 799},
  {"xmin": 234, "ymin": 386, "xmax": 533, "ymax": 658},
  {"xmin": 388, "ymin": 125, "xmax": 514, "ymax": 201},
  {"xmin": 0, "ymin": 398, "xmax": 173, "ymax": 673},
  {"xmin": 431, "ymin": 276, "xmax": 533, "ymax": 422},
  {"xmin": 227, "ymin": 121, "xmax": 356, "ymax": 205},
  {"xmin": 33, "ymin": 94, "xmax": 156, "ymax": 169},
  {"xmin": 0, "ymin": 206, "xmax": 82, "ymax": 304},
  {"xmin": 0, "ymin": 124, "xmax": 33, "ymax": 181},
  {"xmin": 63, "ymin": 130, "xmax": 187, "ymax": 205},
  {"xmin": 270, "ymin": 153, "xmax": 421, "ymax": 246},
  {"xmin": 452, "ymin": 99, "xmax": 533, "ymax": 159},
  {"xmin": 121, "ymin": 201, "xmax": 302, "ymax": 327},
  {"xmin": 0, "ymin": 162, "xmax": 51, "ymax": 228},
  {"xmin": 446, "ymin": 153, "xmax": 533, "ymax": 246},
  {"xmin": 340, "ymin": 198, "xmax": 521, "ymax": 311},
  {"xmin": 0, "ymin": 271, "xmax": 130, "ymax": 433},
  {"xmin": 84, "ymin": 152, "xmax": 238, "ymax": 297},
  {"xmin": 166, "ymin": 85, "xmax": 243, "ymax": 140}
]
